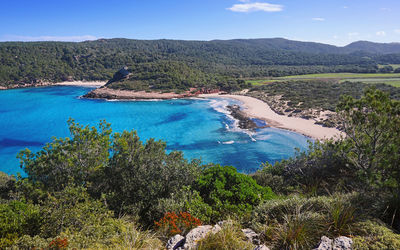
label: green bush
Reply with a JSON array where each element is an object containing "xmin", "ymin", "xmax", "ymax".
[
  {"xmin": 352, "ymin": 220, "xmax": 400, "ymax": 250},
  {"xmin": 0, "ymin": 201, "xmax": 41, "ymax": 248},
  {"xmin": 153, "ymin": 186, "xmax": 214, "ymax": 224},
  {"xmin": 104, "ymin": 130, "xmax": 202, "ymax": 225},
  {"xmin": 195, "ymin": 165, "xmax": 274, "ymax": 222}
]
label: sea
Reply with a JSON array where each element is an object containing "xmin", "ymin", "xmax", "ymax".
[{"xmin": 0, "ymin": 86, "xmax": 311, "ymax": 176}]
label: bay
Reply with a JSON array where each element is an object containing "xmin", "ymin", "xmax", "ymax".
[{"xmin": 0, "ymin": 86, "xmax": 310, "ymax": 175}]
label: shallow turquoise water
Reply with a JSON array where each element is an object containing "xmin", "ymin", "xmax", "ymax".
[{"xmin": 0, "ymin": 86, "xmax": 310, "ymax": 175}]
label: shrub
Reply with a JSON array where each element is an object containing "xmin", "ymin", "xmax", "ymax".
[
  {"xmin": 195, "ymin": 165, "xmax": 274, "ymax": 222},
  {"xmin": 48, "ymin": 237, "xmax": 68, "ymax": 249},
  {"xmin": 326, "ymin": 198, "xmax": 356, "ymax": 236},
  {"xmin": 155, "ymin": 212, "xmax": 202, "ymax": 238},
  {"xmin": 14, "ymin": 235, "xmax": 50, "ymax": 249},
  {"xmin": 197, "ymin": 221, "xmax": 254, "ymax": 250},
  {"xmin": 273, "ymin": 208, "xmax": 323, "ymax": 250},
  {"xmin": 104, "ymin": 130, "xmax": 202, "ymax": 226},
  {"xmin": 153, "ymin": 186, "xmax": 214, "ymax": 224},
  {"xmin": 117, "ymin": 225, "xmax": 163, "ymax": 249},
  {"xmin": 352, "ymin": 220, "xmax": 400, "ymax": 250},
  {"xmin": 0, "ymin": 200, "xmax": 41, "ymax": 248}
]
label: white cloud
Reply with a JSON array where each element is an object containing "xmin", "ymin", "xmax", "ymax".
[
  {"xmin": 228, "ymin": 2, "xmax": 283, "ymax": 13},
  {"xmin": 395, "ymin": 29, "xmax": 400, "ymax": 34},
  {"xmin": 380, "ymin": 7, "xmax": 390, "ymax": 11},
  {"xmin": 0, "ymin": 35, "xmax": 97, "ymax": 42},
  {"xmin": 348, "ymin": 32, "xmax": 359, "ymax": 37},
  {"xmin": 343, "ymin": 6, "xmax": 348, "ymax": 9},
  {"xmin": 312, "ymin": 17, "xmax": 325, "ymax": 21},
  {"xmin": 376, "ymin": 31, "xmax": 386, "ymax": 36}
]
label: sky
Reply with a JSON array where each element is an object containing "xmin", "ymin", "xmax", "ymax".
[{"xmin": 0, "ymin": 0, "xmax": 399, "ymax": 46}]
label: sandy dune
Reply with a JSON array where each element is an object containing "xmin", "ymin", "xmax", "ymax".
[{"xmin": 200, "ymin": 94, "xmax": 342, "ymax": 140}]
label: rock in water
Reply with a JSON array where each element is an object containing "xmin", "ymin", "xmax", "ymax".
[{"xmin": 166, "ymin": 234, "xmax": 185, "ymax": 250}]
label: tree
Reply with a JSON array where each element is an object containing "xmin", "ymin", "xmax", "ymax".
[
  {"xmin": 103, "ymin": 130, "xmax": 202, "ymax": 225},
  {"xmin": 337, "ymin": 88, "xmax": 400, "ymax": 229},
  {"xmin": 17, "ymin": 119, "xmax": 112, "ymax": 193}
]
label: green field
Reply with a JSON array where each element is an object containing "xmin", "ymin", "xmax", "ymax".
[
  {"xmin": 378, "ymin": 64, "xmax": 400, "ymax": 69},
  {"xmin": 246, "ymin": 72, "xmax": 400, "ymax": 88},
  {"xmin": 339, "ymin": 78, "xmax": 400, "ymax": 87},
  {"xmin": 278, "ymin": 73, "xmax": 400, "ymax": 79},
  {"xmin": 246, "ymin": 79, "xmax": 284, "ymax": 86}
]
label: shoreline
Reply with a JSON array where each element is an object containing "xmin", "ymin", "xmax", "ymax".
[
  {"xmin": 55, "ymin": 81, "xmax": 106, "ymax": 87},
  {"xmin": 199, "ymin": 94, "xmax": 342, "ymax": 140},
  {"xmin": 0, "ymin": 81, "xmax": 107, "ymax": 90}
]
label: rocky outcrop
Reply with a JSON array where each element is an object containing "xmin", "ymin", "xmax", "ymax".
[
  {"xmin": 314, "ymin": 236, "xmax": 353, "ymax": 250},
  {"xmin": 242, "ymin": 228, "xmax": 261, "ymax": 245},
  {"xmin": 166, "ymin": 222, "xmax": 267, "ymax": 250},
  {"xmin": 183, "ymin": 225, "xmax": 213, "ymax": 249},
  {"xmin": 166, "ymin": 234, "xmax": 185, "ymax": 250},
  {"xmin": 227, "ymin": 105, "xmax": 261, "ymax": 130}
]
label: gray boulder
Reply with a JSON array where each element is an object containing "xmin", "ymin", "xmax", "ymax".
[
  {"xmin": 333, "ymin": 236, "xmax": 353, "ymax": 250},
  {"xmin": 166, "ymin": 234, "xmax": 185, "ymax": 250},
  {"xmin": 242, "ymin": 228, "xmax": 261, "ymax": 245},
  {"xmin": 314, "ymin": 236, "xmax": 353, "ymax": 250},
  {"xmin": 254, "ymin": 245, "xmax": 270, "ymax": 250},
  {"xmin": 314, "ymin": 236, "xmax": 333, "ymax": 250},
  {"xmin": 183, "ymin": 225, "xmax": 213, "ymax": 249}
]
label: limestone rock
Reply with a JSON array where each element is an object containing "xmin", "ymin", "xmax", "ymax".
[
  {"xmin": 183, "ymin": 225, "xmax": 213, "ymax": 249},
  {"xmin": 254, "ymin": 244, "xmax": 270, "ymax": 250},
  {"xmin": 166, "ymin": 234, "xmax": 185, "ymax": 250},
  {"xmin": 314, "ymin": 236, "xmax": 333, "ymax": 250},
  {"xmin": 242, "ymin": 228, "xmax": 261, "ymax": 245},
  {"xmin": 314, "ymin": 236, "xmax": 353, "ymax": 250},
  {"xmin": 211, "ymin": 224, "xmax": 222, "ymax": 234},
  {"xmin": 333, "ymin": 236, "xmax": 353, "ymax": 250}
]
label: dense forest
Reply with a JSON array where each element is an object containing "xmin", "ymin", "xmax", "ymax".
[
  {"xmin": 1, "ymin": 38, "xmax": 400, "ymax": 89},
  {"xmin": 1, "ymin": 88, "xmax": 399, "ymax": 249}
]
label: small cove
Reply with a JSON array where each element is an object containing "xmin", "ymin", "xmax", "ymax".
[{"xmin": 0, "ymin": 86, "xmax": 311, "ymax": 175}]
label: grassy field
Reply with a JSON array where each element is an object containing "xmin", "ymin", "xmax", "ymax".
[
  {"xmin": 340, "ymin": 78, "xmax": 400, "ymax": 87},
  {"xmin": 378, "ymin": 64, "xmax": 400, "ymax": 69},
  {"xmin": 278, "ymin": 73, "xmax": 400, "ymax": 79},
  {"xmin": 246, "ymin": 73, "xmax": 400, "ymax": 88}
]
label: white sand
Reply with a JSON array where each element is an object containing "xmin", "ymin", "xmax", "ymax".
[
  {"xmin": 199, "ymin": 94, "xmax": 342, "ymax": 140},
  {"xmin": 55, "ymin": 81, "xmax": 106, "ymax": 87}
]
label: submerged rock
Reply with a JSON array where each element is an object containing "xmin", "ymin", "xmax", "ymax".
[{"xmin": 226, "ymin": 105, "xmax": 260, "ymax": 130}]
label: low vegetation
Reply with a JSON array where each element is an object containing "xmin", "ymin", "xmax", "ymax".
[{"xmin": 0, "ymin": 88, "xmax": 399, "ymax": 249}]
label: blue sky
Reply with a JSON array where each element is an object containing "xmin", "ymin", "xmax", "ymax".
[{"xmin": 0, "ymin": 0, "xmax": 399, "ymax": 46}]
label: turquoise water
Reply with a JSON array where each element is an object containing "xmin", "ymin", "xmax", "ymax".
[{"xmin": 0, "ymin": 86, "xmax": 310, "ymax": 175}]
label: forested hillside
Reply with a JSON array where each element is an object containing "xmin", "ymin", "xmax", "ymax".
[{"xmin": 1, "ymin": 38, "xmax": 400, "ymax": 89}]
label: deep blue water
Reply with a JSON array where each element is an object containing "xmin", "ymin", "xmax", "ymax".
[{"xmin": 0, "ymin": 86, "xmax": 311, "ymax": 175}]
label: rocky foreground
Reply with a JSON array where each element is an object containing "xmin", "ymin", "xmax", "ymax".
[{"xmin": 166, "ymin": 221, "xmax": 353, "ymax": 250}]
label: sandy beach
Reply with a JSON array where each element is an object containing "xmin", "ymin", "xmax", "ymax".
[
  {"xmin": 55, "ymin": 81, "xmax": 107, "ymax": 87},
  {"xmin": 200, "ymin": 94, "xmax": 342, "ymax": 140},
  {"xmin": 83, "ymin": 87, "xmax": 195, "ymax": 99}
]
